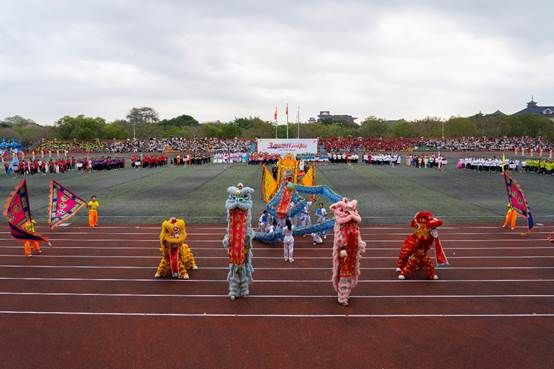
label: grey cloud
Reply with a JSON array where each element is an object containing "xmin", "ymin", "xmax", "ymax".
[{"xmin": 0, "ymin": 0, "xmax": 553, "ymax": 124}]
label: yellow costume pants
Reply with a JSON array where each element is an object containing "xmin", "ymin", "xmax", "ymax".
[{"xmin": 156, "ymin": 243, "xmax": 197, "ymax": 278}]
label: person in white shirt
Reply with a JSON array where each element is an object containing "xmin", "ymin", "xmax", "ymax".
[{"xmin": 283, "ymin": 218, "xmax": 295, "ymax": 262}]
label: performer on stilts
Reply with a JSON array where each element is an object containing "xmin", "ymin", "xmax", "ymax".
[
  {"xmin": 396, "ymin": 211, "xmax": 448, "ymax": 280},
  {"xmin": 155, "ymin": 217, "xmax": 198, "ymax": 279},
  {"xmin": 223, "ymin": 183, "xmax": 255, "ymax": 300},
  {"xmin": 331, "ymin": 198, "xmax": 366, "ymax": 306}
]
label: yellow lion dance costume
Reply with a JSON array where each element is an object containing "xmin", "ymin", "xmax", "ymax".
[{"xmin": 155, "ymin": 217, "xmax": 198, "ymax": 279}]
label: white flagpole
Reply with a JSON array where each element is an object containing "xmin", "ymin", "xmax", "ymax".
[
  {"xmin": 297, "ymin": 106, "xmax": 300, "ymax": 139},
  {"xmin": 286, "ymin": 103, "xmax": 289, "ymax": 139}
]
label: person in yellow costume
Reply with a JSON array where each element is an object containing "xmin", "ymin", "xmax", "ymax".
[
  {"xmin": 155, "ymin": 217, "xmax": 198, "ymax": 279},
  {"xmin": 502, "ymin": 203, "xmax": 519, "ymax": 231},
  {"xmin": 87, "ymin": 195, "xmax": 100, "ymax": 228},
  {"xmin": 22, "ymin": 219, "xmax": 42, "ymax": 256}
]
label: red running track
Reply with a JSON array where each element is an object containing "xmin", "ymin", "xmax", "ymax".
[{"xmin": 0, "ymin": 224, "xmax": 553, "ymax": 369}]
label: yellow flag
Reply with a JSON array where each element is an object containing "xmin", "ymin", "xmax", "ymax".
[
  {"xmin": 261, "ymin": 165, "xmax": 278, "ymax": 203},
  {"xmin": 300, "ymin": 165, "xmax": 316, "ymax": 187}
]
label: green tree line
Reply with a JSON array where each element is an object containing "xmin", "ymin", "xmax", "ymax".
[{"xmin": 1, "ymin": 107, "xmax": 553, "ymax": 146}]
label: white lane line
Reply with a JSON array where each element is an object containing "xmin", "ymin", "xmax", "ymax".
[
  {"xmin": 0, "ymin": 255, "xmax": 552, "ymax": 260},
  {"xmin": 1, "ymin": 292, "xmax": 553, "ymax": 299},
  {"xmin": 0, "ymin": 238, "xmax": 548, "ymax": 243},
  {"xmin": 0, "ymin": 277, "xmax": 553, "ymax": 283},
  {"xmin": 3, "ymin": 231, "xmax": 552, "ymax": 236},
  {"xmin": 1, "ymin": 265, "xmax": 553, "ymax": 271},
  {"xmin": 1, "ymin": 246, "xmax": 552, "ymax": 251},
  {"xmin": 16, "ymin": 224, "xmax": 554, "ymax": 230},
  {"xmin": 0, "ymin": 311, "xmax": 553, "ymax": 318}
]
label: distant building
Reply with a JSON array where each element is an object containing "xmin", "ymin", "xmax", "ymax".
[
  {"xmin": 514, "ymin": 99, "xmax": 554, "ymax": 121},
  {"xmin": 315, "ymin": 111, "xmax": 357, "ymax": 125}
]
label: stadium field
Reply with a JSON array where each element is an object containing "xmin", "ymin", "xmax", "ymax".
[{"xmin": 1, "ymin": 162, "xmax": 552, "ymax": 225}]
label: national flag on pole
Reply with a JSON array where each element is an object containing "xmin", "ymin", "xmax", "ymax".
[
  {"xmin": 2, "ymin": 180, "xmax": 48, "ymax": 241},
  {"xmin": 503, "ymin": 170, "xmax": 535, "ymax": 231},
  {"xmin": 48, "ymin": 180, "xmax": 87, "ymax": 229},
  {"xmin": 285, "ymin": 103, "xmax": 289, "ymax": 117},
  {"xmin": 274, "ymin": 106, "xmax": 278, "ymax": 121}
]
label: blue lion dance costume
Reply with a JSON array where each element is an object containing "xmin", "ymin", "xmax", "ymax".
[{"xmin": 223, "ymin": 183, "xmax": 255, "ymax": 300}]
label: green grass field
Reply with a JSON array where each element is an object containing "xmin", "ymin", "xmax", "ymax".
[{"xmin": 1, "ymin": 163, "xmax": 552, "ymax": 224}]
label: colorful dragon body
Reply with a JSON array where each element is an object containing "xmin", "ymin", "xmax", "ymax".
[
  {"xmin": 223, "ymin": 184, "xmax": 255, "ymax": 300},
  {"xmin": 331, "ymin": 198, "xmax": 366, "ymax": 306},
  {"xmin": 396, "ymin": 211, "xmax": 448, "ymax": 280},
  {"xmin": 155, "ymin": 218, "xmax": 197, "ymax": 279}
]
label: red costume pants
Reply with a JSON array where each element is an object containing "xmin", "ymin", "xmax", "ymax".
[{"xmin": 401, "ymin": 253, "xmax": 435, "ymax": 279}]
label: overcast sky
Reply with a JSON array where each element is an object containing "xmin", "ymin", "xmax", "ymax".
[{"xmin": 1, "ymin": 0, "xmax": 553, "ymax": 125}]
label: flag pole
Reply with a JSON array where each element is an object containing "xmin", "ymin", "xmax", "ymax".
[
  {"xmin": 297, "ymin": 106, "xmax": 300, "ymax": 139},
  {"xmin": 286, "ymin": 103, "xmax": 289, "ymax": 139},
  {"xmin": 274, "ymin": 106, "xmax": 278, "ymax": 139}
]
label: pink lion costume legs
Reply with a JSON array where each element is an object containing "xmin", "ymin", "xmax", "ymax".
[{"xmin": 331, "ymin": 198, "xmax": 366, "ymax": 306}]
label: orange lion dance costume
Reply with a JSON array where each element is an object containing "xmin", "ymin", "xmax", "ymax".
[
  {"xmin": 396, "ymin": 211, "xmax": 449, "ymax": 280},
  {"xmin": 155, "ymin": 217, "xmax": 198, "ymax": 279}
]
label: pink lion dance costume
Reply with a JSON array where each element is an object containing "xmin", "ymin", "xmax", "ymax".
[
  {"xmin": 396, "ymin": 211, "xmax": 449, "ymax": 280},
  {"xmin": 331, "ymin": 198, "xmax": 366, "ymax": 306}
]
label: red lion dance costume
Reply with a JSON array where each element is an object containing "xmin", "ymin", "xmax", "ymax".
[
  {"xmin": 396, "ymin": 211, "xmax": 449, "ymax": 280},
  {"xmin": 331, "ymin": 198, "xmax": 366, "ymax": 306}
]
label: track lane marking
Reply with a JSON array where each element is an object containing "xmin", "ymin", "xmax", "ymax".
[
  {"xmin": 1, "ymin": 292, "xmax": 554, "ymax": 299},
  {"xmin": 0, "ymin": 277, "xmax": 553, "ymax": 283},
  {"xmin": 0, "ymin": 311, "xmax": 553, "ymax": 318},
  {"xmin": 1, "ymin": 265, "xmax": 553, "ymax": 270}
]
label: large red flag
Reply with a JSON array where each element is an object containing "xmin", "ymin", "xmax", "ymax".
[
  {"xmin": 48, "ymin": 180, "xmax": 87, "ymax": 229},
  {"xmin": 503, "ymin": 171, "xmax": 535, "ymax": 231},
  {"xmin": 2, "ymin": 180, "xmax": 48, "ymax": 241}
]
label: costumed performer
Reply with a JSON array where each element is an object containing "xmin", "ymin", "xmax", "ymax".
[
  {"xmin": 87, "ymin": 195, "xmax": 100, "ymax": 228},
  {"xmin": 396, "ymin": 211, "xmax": 448, "ymax": 280},
  {"xmin": 501, "ymin": 203, "xmax": 519, "ymax": 231},
  {"xmin": 155, "ymin": 217, "xmax": 198, "ymax": 279},
  {"xmin": 22, "ymin": 219, "xmax": 52, "ymax": 256},
  {"xmin": 331, "ymin": 198, "xmax": 366, "ymax": 306},
  {"xmin": 223, "ymin": 183, "xmax": 255, "ymax": 300}
]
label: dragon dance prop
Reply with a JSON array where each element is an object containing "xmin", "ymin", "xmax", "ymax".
[
  {"xmin": 2, "ymin": 180, "xmax": 47, "ymax": 242},
  {"xmin": 261, "ymin": 153, "xmax": 316, "ymax": 203},
  {"xmin": 254, "ymin": 183, "xmax": 343, "ymax": 243},
  {"xmin": 48, "ymin": 180, "xmax": 87, "ymax": 229},
  {"xmin": 223, "ymin": 184, "xmax": 255, "ymax": 300},
  {"xmin": 503, "ymin": 170, "xmax": 535, "ymax": 232}
]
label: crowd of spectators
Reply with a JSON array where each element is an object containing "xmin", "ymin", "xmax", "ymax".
[
  {"xmin": 320, "ymin": 136, "xmax": 552, "ymax": 153},
  {"xmin": 417, "ymin": 137, "xmax": 551, "ymax": 152},
  {"xmin": 31, "ymin": 136, "xmax": 554, "ymax": 158},
  {"xmin": 35, "ymin": 140, "xmax": 107, "ymax": 153},
  {"xmin": 107, "ymin": 137, "xmax": 253, "ymax": 154}
]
